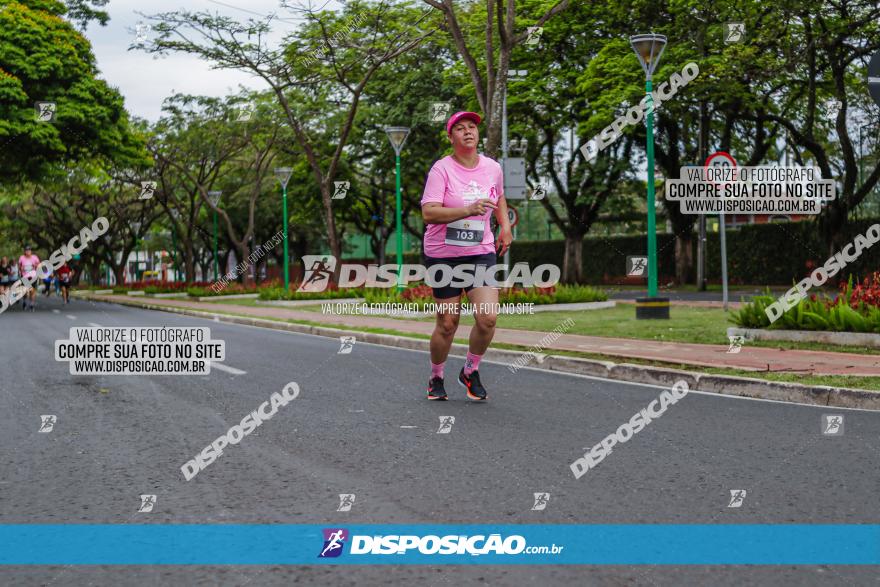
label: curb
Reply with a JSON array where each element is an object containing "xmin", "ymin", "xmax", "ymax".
[
  {"xmin": 195, "ymin": 293, "xmax": 259, "ymax": 302},
  {"xmin": 728, "ymin": 326, "xmax": 880, "ymax": 349},
  {"xmin": 255, "ymin": 297, "xmax": 364, "ymax": 307},
  {"xmin": 85, "ymin": 295, "xmax": 880, "ymax": 411}
]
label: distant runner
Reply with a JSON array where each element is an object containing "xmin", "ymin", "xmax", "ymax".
[
  {"xmin": 18, "ymin": 245, "xmax": 40, "ymax": 312},
  {"xmin": 419, "ymin": 111, "xmax": 512, "ymax": 401},
  {"xmin": 0, "ymin": 256, "xmax": 10, "ymax": 297},
  {"xmin": 57, "ymin": 262, "xmax": 74, "ymax": 304},
  {"xmin": 41, "ymin": 264, "xmax": 53, "ymax": 297}
]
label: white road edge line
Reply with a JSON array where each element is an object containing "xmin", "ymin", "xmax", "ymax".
[
  {"xmin": 211, "ymin": 362, "xmax": 247, "ymax": 375},
  {"xmin": 136, "ymin": 310, "xmax": 880, "ymax": 413}
]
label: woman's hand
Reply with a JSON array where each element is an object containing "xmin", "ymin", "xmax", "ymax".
[
  {"xmin": 466, "ymin": 198, "xmax": 497, "ymax": 216},
  {"xmin": 496, "ymin": 226, "xmax": 513, "ymax": 256}
]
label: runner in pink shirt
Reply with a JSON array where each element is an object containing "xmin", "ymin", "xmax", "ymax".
[
  {"xmin": 420, "ymin": 111, "xmax": 512, "ymax": 401},
  {"xmin": 18, "ymin": 245, "xmax": 40, "ymax": 311}
]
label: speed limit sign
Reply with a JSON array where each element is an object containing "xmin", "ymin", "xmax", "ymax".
[{"xmin": 507, "ymin": 206, "xmax": 519, "ymax": 227}]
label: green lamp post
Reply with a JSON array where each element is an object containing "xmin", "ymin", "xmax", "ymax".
[
  {"xmin": 630, "ymin": 33, "xmax": 670, "ymax": 319},
  {"xmin": 274, "ymin": 167, "xmax": 293, "ymax": 291},
  {"xmin": 207, "ymin": 190, "xmax": 222, "ymax": 282},
  {"xmin": 385, "ymin": 126, "xmax": 410, "ymax": 292}
]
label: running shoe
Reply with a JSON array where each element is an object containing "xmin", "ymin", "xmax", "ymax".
[
  {"xmin": 458, "ymin": 368, "xmax": 488, "ymax": 401},
  {"xmin": 427, "ymin": 376, "xmax": 447, "ymax": 400}
]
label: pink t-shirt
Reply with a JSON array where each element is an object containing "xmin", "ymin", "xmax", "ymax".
[
  {"xmin": 420, "ymin": 154, "xmax": 503, "ymax": 259},
  {"xmin": 18, "ymin": 254, "xmax": 40, "ymax": 279}
]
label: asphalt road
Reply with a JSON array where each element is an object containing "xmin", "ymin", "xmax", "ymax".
[{"xmin": 1, "ymin": 294, "xmax": 878, "ymax": 586}]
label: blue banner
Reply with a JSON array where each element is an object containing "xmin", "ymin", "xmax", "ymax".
[{"xmin": 0, "ymin": 525, "xmax": 877, "ymax": 565}]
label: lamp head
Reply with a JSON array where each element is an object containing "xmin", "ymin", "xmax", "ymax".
[
  {"xmin": 385, "ymin": 127, "xmax": 411, "ymax": 155},
  {"xmin": 630, "ymin": 33, "xmax": 667, "ymax": 79},
  {"xmin": 274, "ymin": 167, "xmax": 293, "ymax": 189}
]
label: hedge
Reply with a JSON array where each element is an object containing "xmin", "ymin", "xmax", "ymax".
[
  {"xmin": 341, "ymin": 218, "xmax": 879, "ymax": 285},
  {"xmin": 503, "ymin": 219, "xmax": 878, "ymax": 285},
  {"xmin": 705, "ymin": 218, "xmax": 880, "ymax": 285}
]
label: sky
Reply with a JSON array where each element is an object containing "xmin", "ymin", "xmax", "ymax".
[{"xmin": 84, "ymin": 0, "xmax": 339, "ymax": 121}]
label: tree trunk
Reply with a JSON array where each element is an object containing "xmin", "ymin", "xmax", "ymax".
[
  {"xmin": 113, "ymin": 265, "xmax": 125, "ymax": 287},
  {"xmin": 197, "ymin": 257, "xmax": 210, "ymax": 283},
  {"xmin": 821, "ymin": 201, "xmax": 849, "ymax": 257},
  {"xmin": 374, "ymin": 227, "xmax": 390, "ymax": 265},
  {"xmin": 674, "ymin": 233, "xmax": 694, "ymax": 285},
  {"xmin": 562, "ymin": 231, "xmax": 585, "ymax": 284},
  {"xmin": 321, "ymin": 183, "xmax": 343, "ymax": 279},
  {"xmin": 183, "ymin": 241, "xmax": 195, "ymax": 283},
  {"xmin": 238, "ymin": 243, "xmax": 253, "ymax": 286}
]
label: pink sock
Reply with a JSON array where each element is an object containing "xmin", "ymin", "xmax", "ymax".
[
  {"xmin": 464, "ymin": 352, "xmax": 482, "ymax": 375},
  {"xmin": 431, "ymin": 362, "xmax": 445, "ymax": 379}
]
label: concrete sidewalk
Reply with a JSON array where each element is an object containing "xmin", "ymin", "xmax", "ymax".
[{"xmin": 88, "ymin": 294, "xmax": 880, "ymax": 377}]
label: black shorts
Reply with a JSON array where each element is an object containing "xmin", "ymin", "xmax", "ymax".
[{"xmin": 423, "ymin": 252, "xmax": 498, "ymax": 300}]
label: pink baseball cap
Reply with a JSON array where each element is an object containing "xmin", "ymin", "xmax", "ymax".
[{"xmin": 446, "ymin": 111, "xmax": 482, "ymax": 135}]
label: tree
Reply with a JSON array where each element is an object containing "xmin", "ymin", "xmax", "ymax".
[
  {"xmin": 513, "ymin": 1, "xmax": 639, "ymax": 283},
  {"xmin": 345, "ymin": 29, "xmax": 458, "ymax": 263},
  {"xmin": 0, "ymin": 0, "xmax": 141, "ymax": 183},
  {"xmin": 422, "ymin": 0, "xmax": 571, "ymax": 158},
  {"xmin": 149, "ymin": 95, "xmax": 250, "ymax": 282},
  {"xmin": 141, "ymin": 0, "xmax": 434, "ymax": 274}
]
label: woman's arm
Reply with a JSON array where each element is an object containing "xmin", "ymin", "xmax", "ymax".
[
  {"xmin": 492, "ymin": 194, "xmax": 513, "ymax": 255},
  {"xmin": 422, "ymin": 199, "xmax": 497, "ymax": 224}
]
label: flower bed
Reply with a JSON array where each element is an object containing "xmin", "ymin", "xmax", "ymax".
[
  {"xmin": 127, "ymin": 280, "xmax": 211, "ymax": 292},
  {"xmin": 731, "ymin": 274, "xmax": 880, "ymax": 332},
  {"xmin": 257, "ymin": 282, "xmax": 365, "ymax": 301},
  {"xmin": 363, "ymin": 283, "xmax": 607, "ymax": 308}
]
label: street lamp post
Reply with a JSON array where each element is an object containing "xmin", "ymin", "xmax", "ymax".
[
  {"xmin": 274, "ymin": 168, "xmax": 293, "ymax": 290},
  {"xmin": 630, "ymin": 33, "xmax": 670, "ymax": 319},
  {"xmin": 504, "ymin": 69, "xmax": 528, "ymax": 279},
  {"xmin": 385, "ymin": 126, "xmax": 410, "ymax": 292},
  {"xmin": 207, "ymin": 191, "xmax": 222, "ymax": 282}
]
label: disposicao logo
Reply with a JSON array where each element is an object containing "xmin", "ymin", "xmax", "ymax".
[{"xmin": 318, "ymin": 528, "xmax": 348, "ymax": 558}]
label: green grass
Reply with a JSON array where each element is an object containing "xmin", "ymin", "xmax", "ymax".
[
  {"xmin": 488, "ymin": 305, "xmax": 880, "ymax": 355},
  {"xmin": 494, "ymin": 305, "xmax": 730, "ymax": 344}
]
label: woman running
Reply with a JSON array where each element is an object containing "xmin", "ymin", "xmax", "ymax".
[
  {"xmin": 18, "ymin": 245, "xmax": 40, "ymax": 311},
  {"xmin": 420, "ymin": 111, "xmax": 513, "ymax": 401}
]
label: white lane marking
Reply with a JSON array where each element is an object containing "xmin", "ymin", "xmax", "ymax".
[
  {"xmin": 88, "ymin": 322, "xmax": 102, "ymax": 327},
  {"xmin": 210, "ymin": 362, "xmax": 247, "ymax": 375},
  {"xmin": 65, "ymin": 315, "xmax": 76, "ymax": 320},
  {"xmin": 349, "ymin": 409, "xmax": 364, "ymax": 413},
  {"xmin": 400, "ymin": 426, "xmax": 418, "ymax": 429},
  {"xmin": 52, "ymin": 309, "xmax": 60, "ymax": 314}
]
